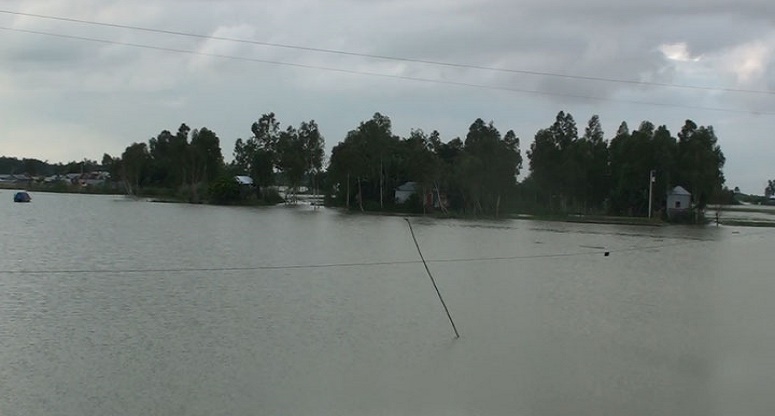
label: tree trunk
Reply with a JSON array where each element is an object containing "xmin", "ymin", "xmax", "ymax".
[
  {"xmin": 357, "ymin": 176, "xmax": 364, "ymax": 212},
  {"xmin": 495, "ymin": 194, "xmax": 501, "ymax": 219},
  {"xmin": 434, "ymin": 183, "xmax": 448, "ymax": 214},
  {"xmin": 422, "ymin": 186, "xmax": 427, "ymax": 214},
  {"xmin": 312, "ymin": 173, "xmax": 317, "ymax": 209},
  {"xmin": 379, "ymin": 160, "xmax": 384, "ymax": 210}
]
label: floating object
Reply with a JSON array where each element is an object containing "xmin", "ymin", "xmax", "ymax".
[
  {"xmin": 604, "ymin": 252, "xmax": 610, "ymax": 257},
  {"xmin": 13, "ymin": 191, "xmax": 31, "ymax": 203}
]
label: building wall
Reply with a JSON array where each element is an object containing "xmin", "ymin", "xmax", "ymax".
[
  {"xmin": 395, "ymin": 190, "xmax": 414, "ymax": 204},
  {"xmin": 667, "ymin": 194, "xmax": 691, "ymax": 210}
]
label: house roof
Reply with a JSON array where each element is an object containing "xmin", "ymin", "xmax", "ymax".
[
  {"xmin": 669, "ymin": 186, "xmax": 691, "ymax": 196},
  {"xmin": 234, "ymin": 175, "xmax": 254, "ymax": 185},
  {"xmin": 396, "ymin": 181, "xmax": 418, "ymax": 192}
]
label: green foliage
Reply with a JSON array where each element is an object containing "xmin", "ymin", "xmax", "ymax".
[
  {"xmin": 327, "ymin": 112, "xmax": 400, "ymax": 211},
  {"xmin": 121, "ymin": 142, "xmax": 150, "ymax": 195},
  {"xmin": 7, "ymin": 109, "xmax": 728, "ymax": 218},
  {"xmin": 401, "ymin": 192, "xmax": 425, "ymax": 213},
  {"xmin": 676, "ymin": 121, "xmax": 725, "ymax": 209},
  {"xmin": 208, "ymin": 176, "xmax": 242, "ymax": 205},
  {"xmin": 527, "ymin": 112, "xmax": 725, "ymax": 216},
  {"xmin": 766, "ymin": 180, "xmax": 775, "ymax": 198},
  {"xmin": 0, "ymin": 157, "xmax": 106, "ymax": 177},
  {"xmin": 189, "ymin": 127, "xmax": 224, "ymax": 184},
  {"xmin": 118, "ymin": 123, "xmax": 225, "ymax": 198},
  {"xmin": 326, "ymin": 114, "xmax": 521, "ymax": 216},
  {"xmin": 455, "ymin": 119, "xmax": 522, "ymax": 216},
  {"xmin": 709, "ymin": 187, "xmax": 739, "ymax": 205},
  {"xmin": 259, "ymin": 187, "xmax": 284, "ymax": 204},
  {"xmin": 231, "ymin": 114, "xmax": 324, "ymax": 201}
]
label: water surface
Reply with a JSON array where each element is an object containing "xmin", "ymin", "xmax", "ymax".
[{"xmin": 1, "ymin": 192, "xmax": 774, "ymax": 415}]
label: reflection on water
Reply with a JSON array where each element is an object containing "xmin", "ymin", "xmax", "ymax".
[{"xmin": 1, "ymin": 193, "xmax": 774, "ymax": 415}]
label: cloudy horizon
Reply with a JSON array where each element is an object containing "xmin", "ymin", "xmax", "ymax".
[{"xmin": 1, "ymin": 0, "xmax": 773, "ymax": 193}]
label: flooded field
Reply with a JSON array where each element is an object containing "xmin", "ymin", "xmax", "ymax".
[{"xmin": 2, "ymin": 192, "xmax": 774, "ymax": 415}]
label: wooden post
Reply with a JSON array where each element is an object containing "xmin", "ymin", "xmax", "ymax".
[{"xmin": 405, "ymin": 218, "xmax": 460, "ymax": 338}]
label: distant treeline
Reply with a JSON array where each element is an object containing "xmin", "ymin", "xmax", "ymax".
[
  {"xmin": 106, "ymin": 114, "xmax": 323, "ymax": 204},
  {"xmin": 5, "ymin": 110, "xmax": 730, "ymax": 217},
  {"xmin": 0, "ymin": 156, "xmax": 106, "ymax": 177},
  {"xmin": 325, "ymin": 111, "xmax": 727, "ymax": 217}
]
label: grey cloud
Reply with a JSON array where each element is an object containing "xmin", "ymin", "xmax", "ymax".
[{"xmin": 1, "ymin": 0, "xmax": 773, "ymax": 192}]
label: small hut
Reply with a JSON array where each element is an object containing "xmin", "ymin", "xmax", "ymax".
[
  {"xmin": 394, "ymin": 182, "xmax": 418, "ymax": 204},
  {"xmin": 666, "ymin": 186, "xmax": 691, "ymax": 220}
]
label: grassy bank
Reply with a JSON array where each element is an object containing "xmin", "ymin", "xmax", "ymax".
[
  {"xmin": 510, "ymin": 213, "xmax": 665, "ymax": 226},
  {"xmin": 718, "ymin": 219, "xmax": 775, "ymax": 228},
  {"xmin": 1, "ymin": 182, "xmax": 123, "ymax": 195}
]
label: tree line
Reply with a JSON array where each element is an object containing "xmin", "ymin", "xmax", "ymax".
[
  {"xmin": 326, "ymin": 111, "xmax": 725, "ymax": 218},
  {"xmin": 6, "ymin": 109, "xmax": 729, "ymax": 218},
  {"xmin": 327, "ymin": 113, "xmax": 522, "ymax": 216},
  {"xmin": 523, "ymin": 112, "xmax": 726, "ymax": 216},
  {"xmin": 0, "ymin": 156, "xmax": 107, "ymax": 177},
  {"xmin": 108, "ymin": 113, "xmax": 324, "ymax": 204}
]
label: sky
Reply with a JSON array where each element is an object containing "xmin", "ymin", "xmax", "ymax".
[{"xmin": 1, "ymin": 0, "xmax": 773, "ymax": 193}]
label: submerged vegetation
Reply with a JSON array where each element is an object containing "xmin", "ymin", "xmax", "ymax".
[{"xmin": 3, "ymin": 110, "xmax": 735, "ymax": 221}]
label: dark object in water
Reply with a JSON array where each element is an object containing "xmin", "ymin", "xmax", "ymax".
[
  {"xmin": 13, "ymin": 191, "xmax": 31, "ymax": 203},
  {"xmin": 604, "ymin": 251, "xmax": 610, "ymax": 257}
]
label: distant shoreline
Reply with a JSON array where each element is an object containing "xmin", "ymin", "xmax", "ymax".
[{"xmin": 9, "ymin": 186, "xmax": 775, "ymax": 228}]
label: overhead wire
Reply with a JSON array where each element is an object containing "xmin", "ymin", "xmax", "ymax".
[
  {"xmin": 1, "ymin": 9, "xmax": 773, "ymax": 97},
  {"xmin": 1, "ymin": 25, "xmax": 773, "ymax": 116},
  {"xmin": 0, "ymin": 231, "xmax": 744, "ymax": 276}
]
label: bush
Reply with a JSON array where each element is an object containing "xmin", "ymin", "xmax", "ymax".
[
  {"xmin": 259, "ymin": 187, "xmax": 284, "ymax": 205},
  {"xmin": 400, "ymin": 193, "xmax": 425, "ymax": 213},
  {"xmin": 209, "ymin": 177, "xmax": 242, "ymax": 205}
]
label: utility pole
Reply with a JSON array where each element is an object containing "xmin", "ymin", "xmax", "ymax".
[{"xmin": 648, "ymin": 169, "xmax": 656, "ymax": 218}]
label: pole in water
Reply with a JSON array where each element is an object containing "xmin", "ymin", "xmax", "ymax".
[{"xmin": 404, "ymin": 218, "xmax": 460, "ymax": 338}]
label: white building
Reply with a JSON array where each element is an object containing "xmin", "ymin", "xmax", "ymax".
[
  {"xmin": 666, "ymin": 186, "xmax": 692, "ymax": 219},
  {"xmin": 394, "ymin": 181, "xmax": 418, "ymax": 204}
]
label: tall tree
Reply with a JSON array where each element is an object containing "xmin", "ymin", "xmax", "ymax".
[
  {"xmin": 121, "ymin": 142, "xmax": 150, "ymax": 195},
  {"xmin": 676, "ymin": 120, "xmax": 725, "ymax": 209},
  {"xmin": 765, "ymin": 180, "xmax": 775, "ymax": 198},
  {"xmin": 298, "ymin": 120, "xmax": 325, "ymax": 197},
  {"xmin": 328, "ymin": 132, "xmax": 369, "ymax": 210},
  {"xmin": 102, "ymin": 153, "xmax": 122, "ymax": 182},
  {"xmin": 527, "ymin": 111, "xmax": 578, "ymax": 211},
  {"xmin": 458, "ymin": 119, "xmax": 521, "ymax": 216},
  {"xmin": 609, "ymin": 121, "xmax": 656, "ymax": 215},
  {"xmin": 148, "ymin": 129, "xmax": 177, "ymax": 187},
  {"xmin": 188, "ymin": 127, "xmax": 224, "ymax": 199},
  {"xmin": 650, "ymin": 125, "xmax": 678, "ymax": 211},
  {"xmin": 195, "ymin": 128, "xmax": 223, "ymax": 182},
  {"xmin": 276, "ymin": 126, "xmax": 306, "ymax": 201},
  {"xmin": 232, "ymin": 113, "xmax": 281, "ymax": 184},
  {"xmin": 246, "ymin": 113, "xmax": 281, "ymax": 188},
  {"xmin": 581, "ymin": 115, "xmax": 609, "ymax": 211}
]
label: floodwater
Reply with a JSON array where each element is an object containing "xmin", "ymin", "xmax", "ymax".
[{"xmin": 1, "ymin": 192, "xmax": 774, "ymax": 416}]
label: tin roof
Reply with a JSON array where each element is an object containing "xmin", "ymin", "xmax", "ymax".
[{"xmin": 670, "ymin": 186, "xmax": 691, "ymax": 196}]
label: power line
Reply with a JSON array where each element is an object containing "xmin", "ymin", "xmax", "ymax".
[
  {"xmin": 4, "ymin": 223, "xmax": 770, "ymax": 277},
  {"xmin": 0, "ymin": 236, "xmax": 720, "ymax": 276},
  {"xmin": 2, "ymin": 9, "xmax": 773, "ymax": 96},
  {"xmin": 2, "ymin": 26, "xmax": 773, "ymax": 116},
  {"xmin": 0, "ymin": 259, "xmax": 421, "ymax": 275}
]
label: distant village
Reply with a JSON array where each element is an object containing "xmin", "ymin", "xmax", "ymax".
[
  {"xmin": 0, "ymin": 171, "xmax": 114, "ymax": 189},
  {"xmin": 4, "ymin": 111, "xmax": 775, "ymax": 221}
]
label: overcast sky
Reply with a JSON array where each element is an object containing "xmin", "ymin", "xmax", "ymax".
[{"xmin": 1, "ymin": 0, "xmax": 773, "ymax": 193}]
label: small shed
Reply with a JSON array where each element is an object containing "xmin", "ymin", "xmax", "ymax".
[
  {"xmin": 234, "ymin": 176, "xmax": 254, "ymax": 186},
  {"xmin": 395, "ymin": 181, "xmax": 418, "ymax": 204},
  {"xmin": 667, "ymin": 186, "xmax": 691, "ymax": 218}
]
